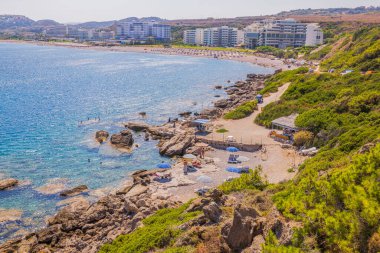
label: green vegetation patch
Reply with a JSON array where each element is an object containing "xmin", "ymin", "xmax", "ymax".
[
  {"xmin": 274, "ymin": 143, "xmax": 380, "ymax": 252},
  {"xmin": 320, "ymin": 27, "xmax": 380, "ymax": 72},
  {"xmin": 218, "ymin": 167, "xmax": 268, "ymax": 194},
  {"xmin": 99, "ymin": 203, "xmax": 201, "ymax": 253},
  {"xmin": 259, "ymin": 67, "xmax": 308, "ymax": 96},
  {"xmin": 216, "ymin": 128, "xmax": 229, "ymax": 133},
  {"xmin": 255, "ymin": 27, "xmax": 380, "ymax": 252},
  {"xmin": 224, "ymin": 100, "xmax": 258, "ymax": 120}
]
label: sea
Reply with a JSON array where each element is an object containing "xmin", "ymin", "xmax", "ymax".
[{"xmin": 0, "ymin": 42, "xmax": 273, "ymax": 241}]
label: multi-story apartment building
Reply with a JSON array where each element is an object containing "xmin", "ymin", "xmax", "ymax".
[
  {"xmin": 183, "ymin": 29, "xmax": 196, "ymax": 44},
  {"xmin": 43, "ymin": 25, "xmax": 68, "ymax": 38},
  {"xmin": 116, "ymin": 21, "xmax": 171, "ymax": 41},
  {"xmin": 151, "ymin": 24, "xmax": 171, "ymax": 41},
  {"xmin": 88, "ymin": 30, "xmax": 115, "ymax": 40},
  {"xmin": 306, "ymin": 23, "xmax": 324, "ymax": 46},
  {"xmin": 244, "ymin": 19, "xmax": 323, "ymax": 49},
  {"xmin": 183, "ymin": 26, "xmax": 240, "ymax": 47}
]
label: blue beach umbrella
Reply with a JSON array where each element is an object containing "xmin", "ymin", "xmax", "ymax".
[
  {"xmin": 156, "ymin": 162, "xmax": 171, "ymax": 169},
  {"xmin": 226, "ymin": 147, "xmax": 239, "ymax": 152}
]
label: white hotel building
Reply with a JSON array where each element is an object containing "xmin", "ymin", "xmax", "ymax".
[
  {"xmin": 116, "ymin": 21, "xmax": 171, "ymax": 41},
  {"xmin": 244, "ymin": 19, "xmax": 324, "ymax": 49},
  {"xmin": 183, "ymin": 26, "xmax": 241, "ymax": 47}
]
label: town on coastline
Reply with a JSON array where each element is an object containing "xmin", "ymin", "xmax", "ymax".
[{"xmin": 0, "ymin": 16, "xmax": 323, "ymax": 49}]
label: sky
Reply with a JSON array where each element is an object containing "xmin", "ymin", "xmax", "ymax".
[{"xmin": 0, "ymin": 0, "xmax": 378, "ymax": 23}]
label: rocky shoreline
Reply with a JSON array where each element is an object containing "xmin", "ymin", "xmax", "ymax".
[
  {"xmin": 0, "ymin": 72, "xmax": 278, "ymax": 252},
  {"xmin": 0, "ymin": 178, "xmax": 180, "ymax": 253}
]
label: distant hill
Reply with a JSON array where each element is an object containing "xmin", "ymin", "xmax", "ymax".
[
  {"xmin": 0, "ymin": 15, "xmax": 35, "ymax": 29},
  {"xmin": 33, "ymin": 19, "xmax": 60, "ymax": 27},
  {"xmin": 74, "ymin": 21, "xmax": 116, "ymax": 29},
  {"xmin": 277, "ymin": 6, "xmax": 380, "ymax": 16},
  {"xmin": 0, "ymin": 7, "xmax": 378, "ymax": 32}
]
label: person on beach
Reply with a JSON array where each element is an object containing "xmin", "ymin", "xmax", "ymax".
[
  {"xmin": 183, "ymin": 161, "xmax": 188, "ymax": 175},
  {"xmin": 200, "ymin": 148, "xmax": 205, "ymax": 159}
]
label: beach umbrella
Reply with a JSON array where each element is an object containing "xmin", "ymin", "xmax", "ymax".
[
  {"xmin": 156, "ymin": 162, "xmax": 171, "ymax": 169},
  {"xmin": 197, "ymin": 175, "xmax": 213, "ymax": 184},
  {"xmin": 226, "ymin": 147, "xmax": 239, "ymax": 152},
  {"xmin": 183, "ymin": 154, "xmax": 197, "ymax": 160},
  {"xmin": 236, "ymin": 156, "xmax": 250, "ymax": 162}
]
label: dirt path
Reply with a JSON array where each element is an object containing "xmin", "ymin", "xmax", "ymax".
[
  {"xmin": 204, "ymin": 82, "xmax": 307, "ymax": 183},
  {"xmin": 206, "ymin": 82, "xmax": 291, "ymax": 145}
]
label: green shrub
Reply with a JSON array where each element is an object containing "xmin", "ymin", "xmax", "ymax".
[
  {"xmin": 218, "ymin": 167, "xmax": 268, "ymax": 194},
  {"xmin": 274, "ymin": 143, "xmax": 380, "ymax": 252},
  {"xmin": 293, "ymin": 131, "xmax": 314, "ymax": 148},
  {"xmin": 162, "ymin": 246, "xmax": 195, "ymax": 253},
  {"xmin": 259, "ymin": 67, "xmax": 308, "ymax": 96},
  {"xmin": 216, "ymin": 128, "xmax": 229, "ymax": 133},
  {"xmin": 224, "ymin": 100, "xmax": 258, "ymax": 120},
  {"xmin": 99, "ymin": 203, "xmax": 201, "ymax": 253}
]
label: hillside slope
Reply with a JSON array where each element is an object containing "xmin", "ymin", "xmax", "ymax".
[{"xmin": 101, "ymin": 26, "xmax": 380, "ymax": 253}]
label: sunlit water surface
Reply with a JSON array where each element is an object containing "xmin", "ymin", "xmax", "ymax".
[{"xmin": 0, "ymin": 42, "xmax": 273, "ymax": 241}]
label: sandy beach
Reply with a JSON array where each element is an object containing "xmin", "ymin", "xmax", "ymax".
[
  {"xmin": 0, "ymin": 40, "xmax": 293, "ymax": 70},
  {"xmin": 128, "ymin": 82, "xmax": 306, "ymax": 203}
]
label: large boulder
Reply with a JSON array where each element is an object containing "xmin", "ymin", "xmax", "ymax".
[
  {"xmin": 111, "ymin": 130, "xmax": 134, "ymax": 149},
  {"xmin": 126, "ymin": 122, "xmax": 150, "ymax": 132},
  {"xmin": 203, "ymin": 202, "xmax": 222, "ymax": 223},
  {"xmin": 148, "ymin": 126, "xmax": 175, "ymax": 140},
  {"xmin": 224, "ymin": 205, "xmax": 263, "ymax": 251},
  {"xmin": 60, "ymin": 185, "xmax": 88, "ymax": 197},
  {"xmin": 0, "ymin": 178, "xmax": 18, "ymax": 190},
  {"xmin": 159, "ymin": 133, "xmax": 194, "ymax": 157},
  {"xmin": 214, "ymin": 99, "xmax": 230, "ymax": 109},
  {"xmin": 262, "ymin": 207, "xmax": 300, "ymax": 246},
  {"xmin": 200, "ymin": 108, "xmax": 223, "ymax": 119},
  {"xmin": 95, "ymin": 130, "xmax": 109, "ymax": 143}
]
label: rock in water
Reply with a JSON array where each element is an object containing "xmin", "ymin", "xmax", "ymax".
[
  {"xmin": 214, "ymin": 99, "xmax": 230, "ymax": 108},
  {"xmin": 0, "ymin": 208, "xmax": 23, "ymax": 222},
  {"xmin": 178, "ymin": 111, "xmax": 192, "ymax": 117},
  {"xmin": 111, "ymin": 130, "xmax": 134, "ymax": 149},
  {"xmin": 95, "ymin": 130, "xmax": 109, "ymax": 143},
  {"xmin": 126, "ymin": 122, "xmax": 150, "ymax": 132},
  {"xmin": 0, "ymin": 178, "xmax": 18, "ymax": 190},
  {"xmin": 60, "ymin": 185, "xmax": 89, "ymax": 197}
]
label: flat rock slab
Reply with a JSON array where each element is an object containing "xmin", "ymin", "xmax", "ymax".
[
  {"xmin": 35, "ymin": 183, "xmax": 66, "ymax": 195},
  {"xmin": 60, "ymin": 185, "xmax": 88, "ymax": 197},
  {"xmin": 0, "ymin": 209, "xmax": 23, "ymax": 223},
  {"xmin": 125, "ymin": 185, "xmax": 148, "ymax": 197},
  {"xmin": 56, "ymin": 196, "xmax": 89, "ymax": 208},
  {"xmin": 0, "ymin": 178, "xmax": 19, "ymax": 190}
]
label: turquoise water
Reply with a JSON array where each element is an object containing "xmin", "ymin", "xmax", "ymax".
[{"xmin": 0, "ymin": 42, "xmax": 273, "ymax": 240}]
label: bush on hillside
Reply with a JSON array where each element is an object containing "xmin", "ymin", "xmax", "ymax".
[
  {"xmin": 293, "ymin": 131, "xmax": 314, "ymax": 147},
  {"xmin": 224, "ymin": 100, "xmax": 257, "ymax": 120},
  {"xmin": 99, "ymin": 203, "xmax": 200, "ymax": 253},
  {"xmin": 218, "ymin": 167, "xmax": 268, "ymax": 194}
]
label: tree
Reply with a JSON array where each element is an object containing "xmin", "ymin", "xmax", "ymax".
[{"xmin": 293, "ymin": 131, "xmax": 314, "ymax": 147}]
